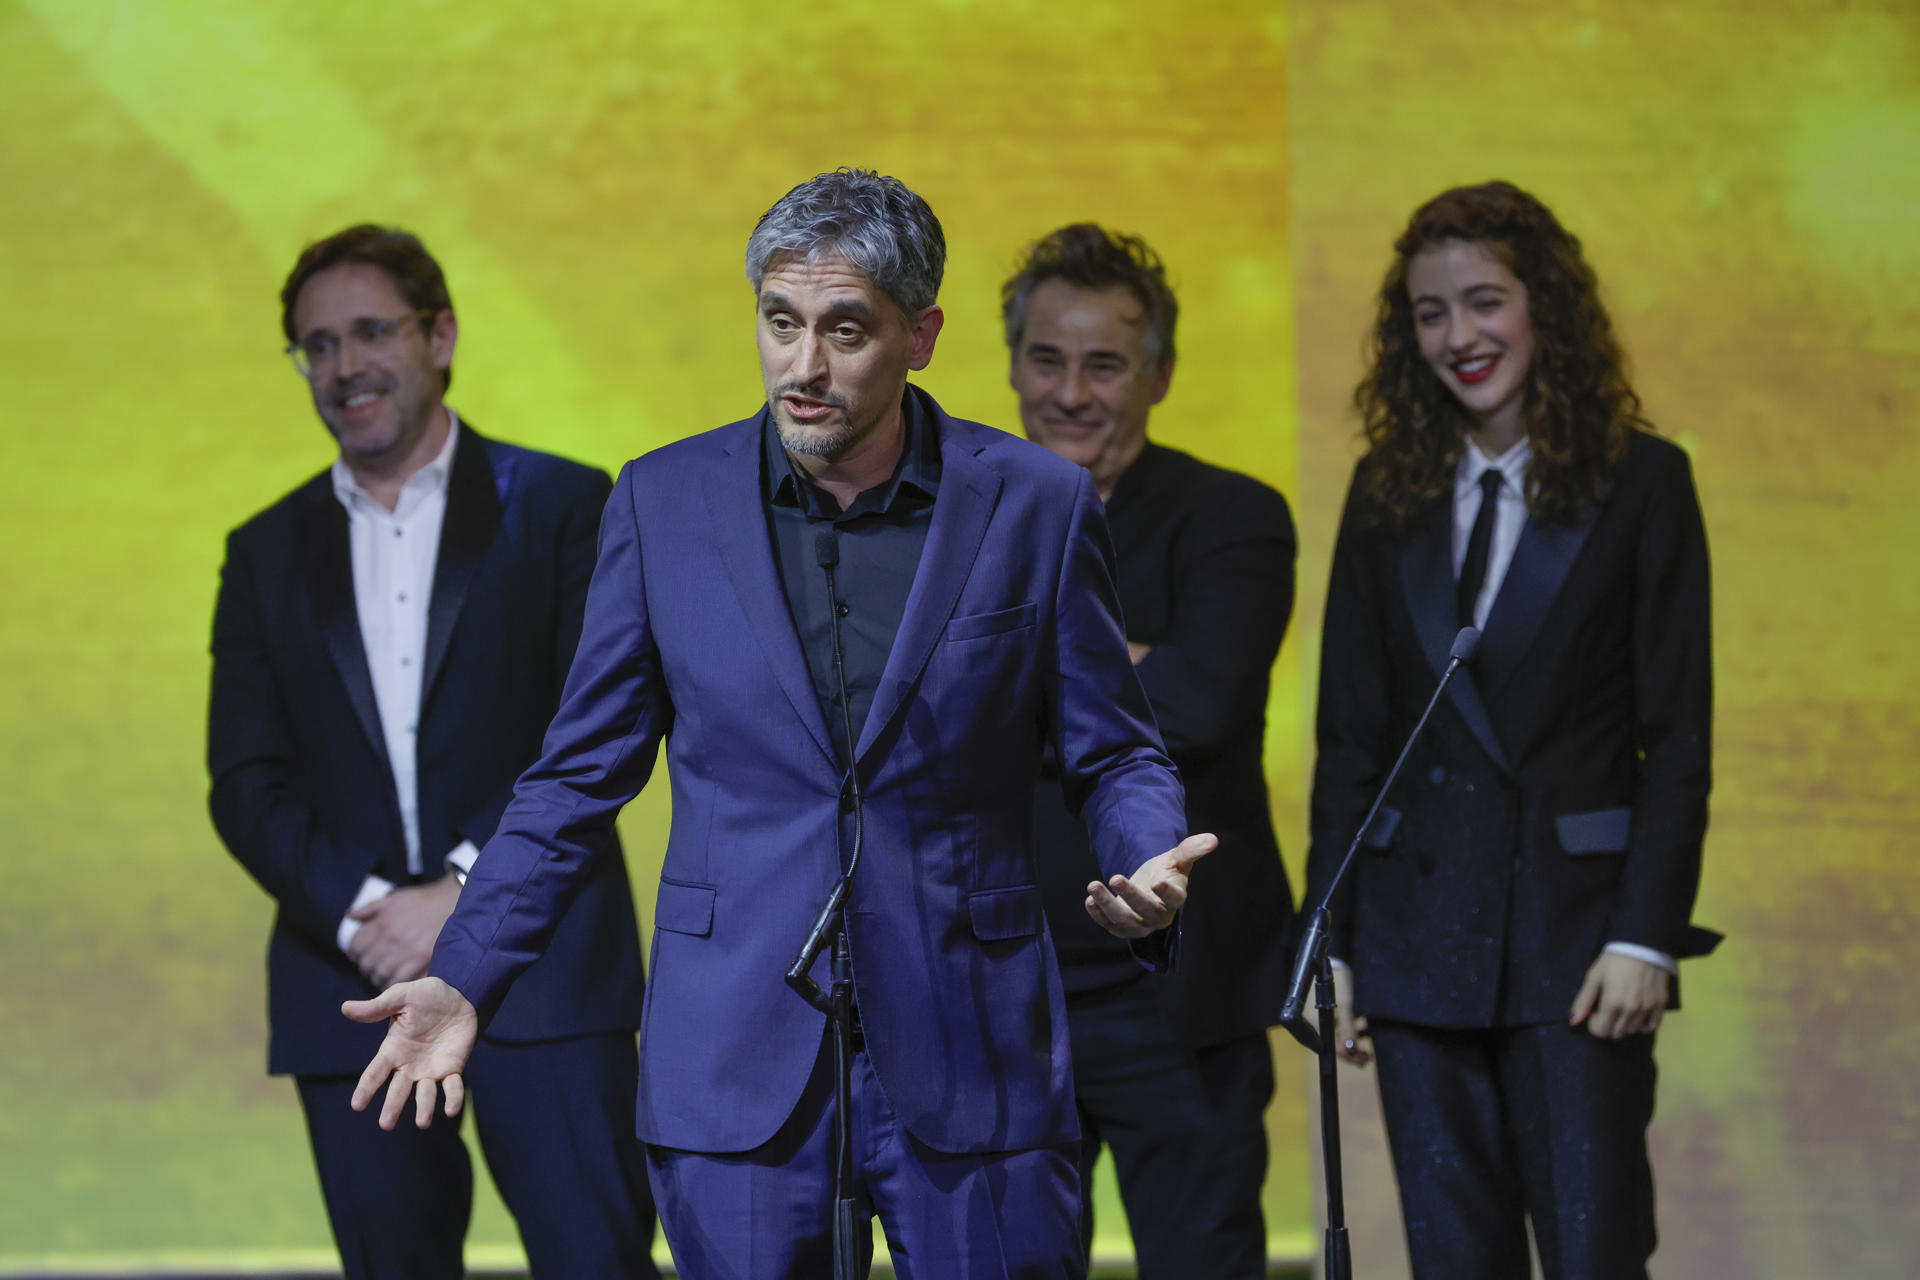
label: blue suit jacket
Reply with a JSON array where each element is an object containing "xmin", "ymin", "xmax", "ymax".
[
  {"xmin": 434, "ymin": 388, "xmax": 1187, "ymax": 1155},
  {"xmin": 209, "ymin": 425, "xmax": 647, "ymax": 1075}
]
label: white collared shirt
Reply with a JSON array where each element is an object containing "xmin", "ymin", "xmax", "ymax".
[
  {"xmin": 332, "ymin": 412, "xmax": 479, "ymax": 950},
  {"xmin": 1452, "ymin": 436, "xmax": 1534, "ymax": 633}
]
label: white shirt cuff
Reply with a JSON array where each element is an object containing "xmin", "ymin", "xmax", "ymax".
[
  {"xmin": 337, "ymin": 875, "xmax": 396, "ymax": 952},
  {"xmin": 1603, "ymin": 941, "xmax": 1677, "ymax": 974},
  {"xmin": 444, "ymin": 841, "xmax": 480, "ymax": 880}
]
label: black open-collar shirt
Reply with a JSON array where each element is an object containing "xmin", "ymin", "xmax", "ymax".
[{"xmin": 762, "ymin": 390, "xmax": 942, "ymax": 769}]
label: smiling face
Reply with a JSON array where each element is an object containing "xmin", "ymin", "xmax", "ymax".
[
  {"xmin": 1010, "ymin": 279, "xmax": 1172, "ymax": 500},
  {"xmin": 755, "ymin": 252, "xmax": 943, "ymax": 471},
  {"xmin": 1408, "ymin": 238, "xmax": 1535, "ymax": 449},
  {"xmin": 290, "ymin": 261, "xmax": 454, "ymax": 471}
]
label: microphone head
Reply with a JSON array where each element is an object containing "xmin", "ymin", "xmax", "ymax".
[
  {"xmin": 1450, "ymin": 626, "xmax": 1481, "ymax": 664},
  {"xmin": 814, "ymin": 530, "xmax": 840, "ymax": 570}
]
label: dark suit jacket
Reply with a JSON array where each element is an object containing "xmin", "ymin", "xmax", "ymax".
[
  {"xmin": 208, "ymin": 423, "xmax": 646, "ymax": 1076},
  {"xmin": 1306, "ymin": 430, "xmax": 1717, "ymax": 1029},
  {"xmin": 431, "ymin": 388, "xmax": 1189, "ymax": 1156},
  {"xmin": 1035, "ymin": 442, "xmax": 1298, "ymax": 1048}
]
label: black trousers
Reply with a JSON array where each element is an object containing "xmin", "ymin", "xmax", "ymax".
[
  {"xmin": 1065, "ymin": 977, "xmax": 1274, "ymax": 1279},
  {"xmin": 296, "ymin": 1031, "xmax": 659, "ymax": 1280},
  {"xmin": 1369, "ymin": 1019, "xmax": 1659, "ymax": 1280}
]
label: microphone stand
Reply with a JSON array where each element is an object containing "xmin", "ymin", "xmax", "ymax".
[
  {"xmin": 784, "ymin": 532, "xmax": 865, "ymax": 1280},
  {"xmin": 1277, "ymin": 626, "xmax": 1481, "ymax": 1280}
]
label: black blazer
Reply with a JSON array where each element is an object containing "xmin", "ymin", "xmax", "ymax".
[
  {"xmin": 1307, "ymin": 430, "xmax": 1718, "ymax": 1029},
  {"xmin": 1036, "ymin": 442, "xmax": 1298, "ymax": 1048},
  {"xmin": 208, "ymin": 424, "xmax": 645, "ymax": 1075}
]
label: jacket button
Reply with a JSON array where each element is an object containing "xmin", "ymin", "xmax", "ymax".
[{"xmin": 1429, "ymin": 766, "xmax": 1447, "ymax": 785}]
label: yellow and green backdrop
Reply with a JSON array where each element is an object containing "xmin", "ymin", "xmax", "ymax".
[{"xmin": 1, "ymin": 1, "xmax": 1912, "ymax": 1276}]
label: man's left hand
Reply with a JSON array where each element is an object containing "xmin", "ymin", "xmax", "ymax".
[
  {"xmin": 1085, "ymin": 833, "xmax": 1216, "ymax": 938},
  {"xmin": 347, "ymin": 876, "xmax": 461, "ymax": 990},
  {"xmin": 1569, "ymin": 951, "xmax": 1670, "ymax": 1038}
]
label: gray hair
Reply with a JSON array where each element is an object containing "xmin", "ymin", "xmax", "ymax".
[{"xmin": 744, "ymin": 168, "xmax": 946, "ymax": 317}]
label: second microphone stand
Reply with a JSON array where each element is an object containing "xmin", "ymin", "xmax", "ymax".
[
  {"xmin": 784, "ymin": 532, "xmax": 867, "ymax": 1280},
  {"xmin": 1276, "ymin": 626, "xmax": 1481, "ymax": 1280}
]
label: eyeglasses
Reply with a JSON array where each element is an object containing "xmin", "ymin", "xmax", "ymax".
[{"xmin": 285, "ymin": 310, "xmax": 435, "ymax": 379}]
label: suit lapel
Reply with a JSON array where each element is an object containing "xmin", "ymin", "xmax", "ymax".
[
  {"xmin": 853, "ymin": 414, "xmax": 1001, "ymax": 765},
  {"xmin": 1401, "ymin": 500, "xmax": 1511, "ymax": 774},
  {"xmin": 421, "ymin": 425, "xmax": 502, "ymax": 706},
  {"xmin": 703, "ymin": 415, "xmax": 840, "ymax": 769},
  {"xmin": 300, "ymin": 487, "xmax": 389, "ymax": 769},
  {"xmin": 1474, "ymin": 509, "xmax": 1595, "ymax": 700}
]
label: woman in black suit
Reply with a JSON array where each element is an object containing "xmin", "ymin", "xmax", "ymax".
[{"xmin": 1308, "ymin": 181, "xmax": 1717, "ymax": 1279}]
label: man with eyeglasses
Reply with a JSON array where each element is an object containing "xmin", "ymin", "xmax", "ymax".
[{"xmin": 207, "ymin": 224, "xmax": 659, "ymax": 1279}]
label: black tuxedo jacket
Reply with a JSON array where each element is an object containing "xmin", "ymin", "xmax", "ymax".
[
  {"xmin": 1307, "ymin": 430, "xmax": 1718, "ymax": 1029},
  {"xmin": 208, "ymin": 424, "xmax": 645, "ymax": 1075},
  {"xmin": 1036, "ymin": 442, "xmax": 1298, "ymax": 1048}
]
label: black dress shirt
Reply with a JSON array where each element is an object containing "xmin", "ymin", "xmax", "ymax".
[{"xmin": 763, "ymin": 393, "xmax": 941, "ymax": 769}]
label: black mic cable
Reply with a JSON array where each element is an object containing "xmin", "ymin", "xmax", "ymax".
[{"xmin": 785, "ymin": 530, "xmax": 866, "ymax": 1010}]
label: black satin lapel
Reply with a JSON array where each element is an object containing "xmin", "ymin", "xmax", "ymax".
[
  {"xmin": 302, "ymin": 495, "xmax": 389, "ymax": 769},
  {"xmin": 853, "ymin": 442, "xmax": 1001, "ymax": 764},
  {"xmin": 703, "ymin": 420, "xmax": 839, "ymax": 769},
  {"xmin": 1400, "ymin": 502, "xmax": 1511, "ymax": 775},
  {"xmin": 1402, "ymin": 502, "xmax": 1457, "ymax": 684},
  {"xmin": 421, "ymin": 430, "xmax": 502, "ymax": 704},
  {"xmin": 1475, "ymin": 513, "xmax": 1595, "ymax": 699}
]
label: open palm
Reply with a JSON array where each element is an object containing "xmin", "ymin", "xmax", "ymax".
[{"xmin": 342, "ymin": 976, "xmax": 479, "ymax": 1131}]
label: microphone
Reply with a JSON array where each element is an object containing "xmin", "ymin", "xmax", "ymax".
[
  {"xmin": 814, "ymin": 530, "xmax": 840, "ymax": 570},
  {"xmin": 1450, "ymin": 625, "xmax": 1480, "ymax": 665},
  {"xmin": 1278, "ymin": 626, "xmax": 1480, "ymax": 1050}
]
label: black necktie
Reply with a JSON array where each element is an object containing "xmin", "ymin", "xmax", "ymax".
[{"xmin": 1457, "ymin": 468, "xmax": 1505, "ymax": 629}]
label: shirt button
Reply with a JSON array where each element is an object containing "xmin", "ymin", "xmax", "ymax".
[
  {"xmin": 397, "ymin": 592, "xmax": 407, "ymax": 603},
  {"xmin": 836, "ymin": 603, "xmax": 851, "ymax": 618},
  {"xmin": 394, "ymin": 528, "xmax": 404, "ymax": 538},
  {"xmin": 400, "ymin": 657, "xmax": 410, "ymax": 667}
]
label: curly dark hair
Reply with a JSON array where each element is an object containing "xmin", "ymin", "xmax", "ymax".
[
  {"xmin": 1354, "ymin": 181, "xmax": 1649, "ymax": 530},
  {"xmin": 1001, "ymin": 223, "xmax": 1178, "ymax": 366}
]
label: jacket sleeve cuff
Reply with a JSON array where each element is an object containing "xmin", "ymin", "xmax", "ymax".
[
  {"xmin": 1603, "ymin": 940, "xmax": 1677, "ymax": 975},
  {"xmin": 336, "ymin": 875, "xmax": 396, "ymax": 952}
]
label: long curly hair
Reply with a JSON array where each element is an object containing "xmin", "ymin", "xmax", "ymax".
[{"xmin": 1354, "ymin": 181, "xmax": 1648, "ymax": 530}]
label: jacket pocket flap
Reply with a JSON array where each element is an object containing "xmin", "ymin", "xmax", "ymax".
[
  {"xmin": 655, "ymin": 879, "xmax": 716, "ymax": 936},
  {"xmin": 1360, "ymin": 805, "xmax": 1402, "ymax": 850},
  {"xmin": 947, "ymin": 602, "xmax": 1037, "ymax": 642},
  {"xmin": 968, "ymin": 885, "xmax": 1043, "ymax": 941},
  {"xmin": 1555, "ymin": 807, "xmax": 1632, "ymax": 855}
]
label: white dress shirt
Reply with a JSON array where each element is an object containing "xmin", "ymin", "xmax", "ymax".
[
  {"xmin": 1452, "ymin": 437, "xmax": 1534, "ymax": 632},
  {"xmin": 332, "ymin": 413, "xmax": 479, "ymax": 952}
]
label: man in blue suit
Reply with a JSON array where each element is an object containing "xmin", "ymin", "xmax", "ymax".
[
  {"xmin": 209, "ymin": 225, "xmax": 658, "ymax": 1278},
  {"xmin": 344, "ymin": 170, "xmax": 1214, "ymax": 1277}
]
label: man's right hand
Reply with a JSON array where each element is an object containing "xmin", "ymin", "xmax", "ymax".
[{"xmin": 342, "ymin": 977, "xmax": 478, "ymax": 1131}]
